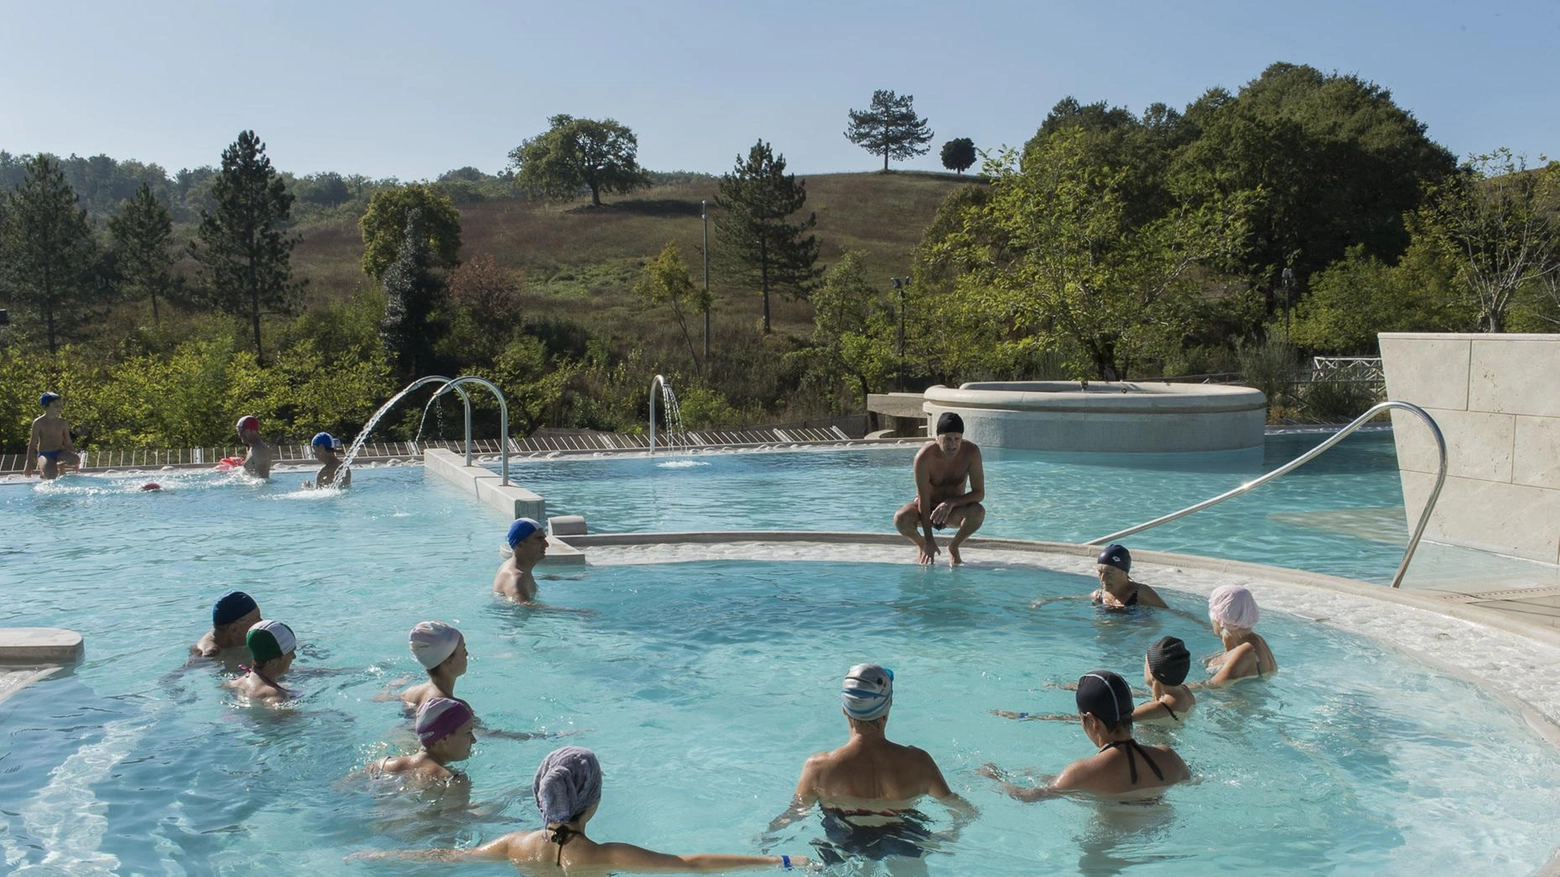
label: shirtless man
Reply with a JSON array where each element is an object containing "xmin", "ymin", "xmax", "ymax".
[
  {"xmin": 494, "ymin": 517, "xmax": 548, "ymax": 602},
  {"xmin": 771, "ymin": 664, "xmax": 973, "ymax": 862},
  {"xmin": 894, "ymin": 412, "xmax": 985, "ymax": 566},
  {"xmin": 235, "ymin": 415, "xmax": 272, "ymax": 479},
  {"xmin": 982, "ymin": 670, "xmax": 1189, "ymax": 800},
  {"xmin": 24, "ymin": 392, "xmax": 81, "ymax": 480},
  {"xmin": 191, "ymin": 591, "xmax": 262, "ymax": 661},
  {"xmin": 302, "ymin": 432, "xmax": 350, "ymax": 489},
  {"xmin": 226, "ymin": 620, "xmax": 298, "ymax": 705}
]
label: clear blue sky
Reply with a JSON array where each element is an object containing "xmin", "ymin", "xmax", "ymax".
[{"xmin": 2, "ymin": 0, "xmax": 1555, "ymax": 181}]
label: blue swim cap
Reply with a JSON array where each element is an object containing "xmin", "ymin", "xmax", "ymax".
[
  {"xmin": 507, "ymin": 517, "xmax": 543, "ymax": 548},
  {"xmin": 212, "ymin": 591, "xmax": 259, "ymax": 627},
  {"xmin": 40, "ymin": 392, "xmax": 61, "ymax": 408},
  {"xmin": 311, "ymin": 432, "xmax": 341, "ymax": 449}
]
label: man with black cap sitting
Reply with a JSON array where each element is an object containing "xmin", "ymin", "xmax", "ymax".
[
  {"xmin": 982, "ymin": 669, "xmax": 1189, "ymax": 799},
  {"xmin": 894, "ymin": 412, "xmax": 985, "ymax": 566}
]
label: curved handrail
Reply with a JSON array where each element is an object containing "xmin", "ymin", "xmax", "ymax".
[
  {"xmin": 427, "ymin": 376, "xmax": 511, "ymax": 486},
  {"xmin": 1087, "ymin": 401, "xmax": 1447, "ymax": 589}
]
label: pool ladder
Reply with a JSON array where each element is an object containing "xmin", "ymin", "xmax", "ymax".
[{"xmin": 1087, "ymin": 401, "xmax": 1447, "ymax": 589}]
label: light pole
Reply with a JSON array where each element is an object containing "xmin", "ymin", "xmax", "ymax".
[
  {"xmin": 701, "ymin": 200, "xmax": 711, "ymax": 362},
  {"xmin": 892, "ymin": 277, "xmax": 907, "ymax": 390},
  {"xmin": 1281, "ymin": 266, "xmax": 1295, "ymax": 336}
]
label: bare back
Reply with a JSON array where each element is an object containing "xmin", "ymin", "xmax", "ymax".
[
  {"xmin": 1054, "ymin": 741, "xmax": 1189, "ymax": 797},
  {"xmin": 798, "ymin": 737, "xmax": 952, "ymax": 811},
  {"xmin": 493, "ymin": 560, "xmax": 537, "ymax": 602}
]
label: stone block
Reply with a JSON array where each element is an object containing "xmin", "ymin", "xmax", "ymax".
[
  {"xmin": 1400, "ymin": 471, "xmax": 1560, "ymax": 565},
  {"xmin": 1380, "ymin": 334, "xmax": 1471, "ymax": 411},
  {"xmin": 1469, "ymin": 336, "xmax": 1560, "ymax": 417},
  {"xmin": 1513, "ymin": 416, "xmax": 1560, "ymax": 490}
]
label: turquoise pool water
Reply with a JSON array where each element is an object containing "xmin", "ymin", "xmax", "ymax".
[
  {"xmin": 2, "ymin": 465, "xmax": 1559, "ymax": 875},
  {"xmin": 504, "ymin": 431, "xmax": 1410, "ymax": 582}
]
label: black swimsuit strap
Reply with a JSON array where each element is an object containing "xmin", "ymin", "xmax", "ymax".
[
  {"xmin": 1163, "ymin": 702, "xmax": 1179, "ymax": 722},
  {"xmin": 1099, "ymin": 739, "xmax": 1165, "ymax": 785}
]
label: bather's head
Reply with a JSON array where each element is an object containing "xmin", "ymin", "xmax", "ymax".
[
  {"xmin": 408, "ymin": 621, "xmax": 467, "ymax": 679},
  {"xmin": 416, "ymin": 697, "xmax": 477, "ymax": 763},
  {"xmin": 1208, "ymin": 584, "xmax": 1260, "ymax": 637},
  {"xmin": 841, "ymin": 663, "xmax": 894, "ymax": 732},
  {"xmin": 211, "ymin": 591, "xmax": 262, "ymax": 647},
  {"xmin": 1076, "ymin": 669, "xmax": 1134, "ymax": 739}
]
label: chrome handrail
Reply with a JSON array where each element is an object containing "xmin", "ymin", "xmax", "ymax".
[
  {"xmin": 1087, "ymin": 401, "xmax": 1447, "ymax": 589},
  {"xmin": 427, "ymin": 375, "xmax": 512, "ymax": 486}
]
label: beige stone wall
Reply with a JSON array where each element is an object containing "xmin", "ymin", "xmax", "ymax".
[{"xmin": 1380, "ymin": 333, "xmax": 1560, "ymax": 564}]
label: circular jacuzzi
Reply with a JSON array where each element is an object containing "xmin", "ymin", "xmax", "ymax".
[{"xmin": 923, "ymin": 381, "xmax": 1268, "ymax": 452}]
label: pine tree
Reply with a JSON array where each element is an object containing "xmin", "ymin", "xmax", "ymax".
[
  {"xmin": 714, "ymin": 141, "xmax": 820, "ymax": 333},
  {"xmin": 0, "ymin": 155, "xmax": 102, "ymax": 353},
  {"xmin": 189, "ymin": 130, "xmax": 302, "ymax": 365},
  {"xmin": 380, "ymin": 208, "xmax": 449, "ymax": 378},
  {"xmin": 845, "ymin": 90, "xmax": 934, "ymax": 172},
  {"xmin": 108, "ymin": 183, "xmax": 177, "ymax": 325}
]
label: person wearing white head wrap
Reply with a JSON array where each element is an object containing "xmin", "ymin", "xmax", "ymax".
[
  {"xmin": 350, "ymin": 745, "xmax": 810, "ymax": 869},
  {"xmin": 394, "ymin": 621, "xmax": 469, "ymax": 712},
  {"xmin": 768, "ymin": 664, "xmax": 973, "ymax": 850},
  {"xmin": 1207, "ymin": 585, "xmax": 1277, "ymax": 685}
]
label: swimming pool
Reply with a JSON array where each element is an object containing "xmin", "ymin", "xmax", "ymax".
[
  {"xmin": 2, "ymin": 465, "xmax": 1559, "ymax": 875},
  {"xmin": 502, "ymin": 431, "xmax": 1412, "ymax": 581}
]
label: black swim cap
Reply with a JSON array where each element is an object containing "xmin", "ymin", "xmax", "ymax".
[
  {"xmin": 1076, "ymin": 670, "xmax": 1133, "ymax": 725},
  {"xmin": 935, "ymin": 412, "xmax": 964, "ymax": 435},
  {"xmin": 1096, "ymin": 544, "xmax": 1131, "ymax": 573},
  {"xmin": 1146, "ymin": 636, "xmax": 1191, "ymax": 686}
]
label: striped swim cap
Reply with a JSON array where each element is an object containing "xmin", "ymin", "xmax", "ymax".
[
  {"xmin": 246, "ymin": 620, "xmax": 296, "ymax": 664},
  {"xmin": 841, "ymin": 663, "xmax": 894, "ymax": 721}
]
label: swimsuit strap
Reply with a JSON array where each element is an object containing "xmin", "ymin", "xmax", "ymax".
[
  {"xmin": 1099, "ymin": 739, "xmax": 1165, "ymax": 785},
  {"xmin": 546, "ymin": 824, "xmax": 577, "ymax": 866},
  {"xmin": 248, "ymin": 666, "xmax": 295, "ymax": 698},
  {"xmin": 1162, "ymin": 701, "xmax": 1180, "ymax": 722}
]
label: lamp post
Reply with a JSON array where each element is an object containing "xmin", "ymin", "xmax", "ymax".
[
  {"xmin": 1281, "ymin": 266, "xmax": 1295, "ymax": 336},
  {"xmin": 701, "ymin": 200, "xmax": 710, "ymax": 362},
  {"xmin": 892, "ymin": 277, "xmax": 907, "ymax": 390}
]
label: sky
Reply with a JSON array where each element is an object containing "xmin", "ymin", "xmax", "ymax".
[{"xmin": 2, "ymin": 0, "xmax": 1557, "ymax": 181}]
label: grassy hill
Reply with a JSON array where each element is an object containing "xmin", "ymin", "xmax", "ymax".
[{"xmin": 291, "ymin": 171, "xmax": 977, "ymax": 342}]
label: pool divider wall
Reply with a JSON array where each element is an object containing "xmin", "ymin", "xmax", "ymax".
[
  {"xmin": 423, "ymin": 448, "xmax": 544, "ymax": 521},
  {"xmin": 921, "ymin": 382, "xmax": 1267, "ymax": 453},
  {"xmin": 0, "ymin": 627, "xmax": 83, "ymax": 706}
]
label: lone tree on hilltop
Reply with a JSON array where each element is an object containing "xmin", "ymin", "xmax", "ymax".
[
  {"xmin": 845, "ymin": 90, "xmax": 934, "ymax": 172},
  {"xmin": 509, "ymin": 115, "xmax": 651, "ymax": 207},
  {"xmin": 108, "ymin": 183, "xmax": 178, "ymax": 326},
  {"xmin": 0, "ymin": 154, "xmax": 104, "ymax": 353},
  {"xmin": 359, "ymin": 183, "xmax": 462, "ymax": 281},
  {"xmin": 189, "ymin": 130, "xmax": 302, "ymax": 366},
  {"xmin": 941, "ymin": 138, "xmax": 977, "ymax": 175},
  {"xmin": 715, "ymin": 140, "xmax": 821, "ymax": 333}
]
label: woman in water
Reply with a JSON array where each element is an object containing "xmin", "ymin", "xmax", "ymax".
[
  {"xmin": 1205, "ymin": 584, "xmax": 1277, "ymax": 685},
  {"xmin": 366, "ymin": 697, "xmax": 477, "ymax": 785},
  {"xmin": 352, "ymin": 746, "xmax": 810, "ymax": 871}
]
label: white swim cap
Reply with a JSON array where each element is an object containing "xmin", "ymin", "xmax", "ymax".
[
  {"xmin": 1209, "ymin": 584, "xmax": 1261, "ymax": 630},
  {"xmin": 408, "ymin": 621, "xmax": 462, "ymax": 670}
]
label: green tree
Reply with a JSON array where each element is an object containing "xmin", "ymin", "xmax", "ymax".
[
  {"xmin": 188, "ymin": 131, "xmax": 303, "ymax": 366},
  {"xmin": 634, "ymin": 241, "xmax": 711, "ymax": 370},
  {"xmin": 508, "ymin": 115, "xmax": 651, "ymax": 207},
  {"xmin": 379, "ymin": 209, "xmax": 449, "ymax": 378},
  {"xmin": 107, "ymin": 183, "xmax": 177, "ymax": 326},
  {"xmin": 714, "ymin": 140, "xmax": 821, "ymax": 333},
  {"xmin": 928, "ymin": 130, "xmax": 1247, "ymax": 381},
  {"xmin": 0, "ymin": 155, "xmax": 103, "ymax": 354},
  {"xmin": 809, "ymin": 250, "xmax": 897, "ymax": 399},
  {"xmin": 1290, "ymin": 243, "xmax": 1473, "ymax": 353},
  {"xmin": 845, "ymin": 90, "xmax": 934, "ymax": 172},
  {"xmin": 358, "ymin": 183, "xmax": 462, "ymax": 281},
  {"xmin": 1415, "ymin": 150, "xmax": 1560, "ymax": 332},
  {"xmin": 940, "ymin": 138, "xmax": 977, "ymax": 175}
]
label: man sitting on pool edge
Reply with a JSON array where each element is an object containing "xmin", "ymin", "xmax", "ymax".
[
  {"xmin": 769, "ymin": 663, "xmax": 975, "ymax": 862},
  {"xmin": 893, "ymin": 412, "xmax": 985, "ymax": 566},
  {"xmin": 494, "ymin": 517, "xmax": 548, "ymax": 602}
]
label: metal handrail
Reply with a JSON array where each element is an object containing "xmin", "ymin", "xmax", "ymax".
[
  {"xmin": 427, "ymin": 376, "xmax": 512, "ymax": 485},
  {"xmin": 1087, "ymin": 401, "xmax": 1447, "ymax": 589}
]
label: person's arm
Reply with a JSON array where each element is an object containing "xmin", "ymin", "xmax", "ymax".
[
  {"xmin": 956, "ymin": 446, "xmax": 984, "ymax": 508},
  {"xmin": 23, "ymin": 422, "xmax": 40, "ymax": 475},
  {"xmin": 1030, "ymin": 593, "xmax": 1091, "ymax": 609},
  {"xmin": 346, "ymin": 834, "xmax": 517, "ymax": 863},
  {"xmin": 1131, "ymin": 697, "xmax": 1176, "ymax": 723},
  {"xmin": 766, "ymin": 760, "xmax": 820, "ymax": 833},
  {"xmin": 339, "ymin": 466, "xmax": 351, "ymax": 488},
  {"xmin": 990, "ymin": 710, "xmax": 1074, "ymax": 721},
  {"xmin": 1207, "ymin": 642, "xmax": 1257, "ymax": 687},
  {"xmin": 1135, "ymin": 583, "xmax": 1170, "ymax": 609},
  {"xmin": 597, "ymin": 842, "xmax": 803, "ymax": 873},
  {"xmin": 913, "ymin": 452, "xmax": 939, "ymax": 551},
  {"xmin": 978, "ymin": 763, "xmax": 1057, "ymax": 803}
]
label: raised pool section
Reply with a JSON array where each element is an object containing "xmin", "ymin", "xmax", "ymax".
[{"xmin": 923, "ymin": 381, "xmax": 1267, "ymax": 452}]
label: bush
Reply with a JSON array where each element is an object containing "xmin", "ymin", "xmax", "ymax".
[
  {"xmin": 1298, "ymin": 374, "xmax": 1380, "ymax": 423},
  {"xmin": 1234, "ymin": 330, "xmax": 1300, "ymax": 415}
]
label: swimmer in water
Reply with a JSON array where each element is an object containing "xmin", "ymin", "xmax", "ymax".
[
  {"xmin": 1205, "ymin": 584, "xmax": 1277, "ymax": 685},
  {"xmin": 396, "ymin": 621, "xmax": 468, "ymax": 712},
  {"xmin": 893, "ymin": 412, "xmax": 986, "ymax": 566},
  {"xmin": 234, "ymin": 415, "xmax": 272, "ymax": 479},
  {"xmin": 982, "ymin": 670, "xmax": 1189, "ymax": 800},
  {"xmin": 367, "ymin": 697, "xmax": 476, "ymax": 784},
  {"xmin": 769, "ymin": 664, "xmax": 974, "ymax": 863},
  {"xmin": 350, "ymin": 746, "xmax": 810, "ymax": 872},
  {"xmin": 191, "ymin": 591, "xmax": 262, "ymax": 661},
  {"xmin": 1031, "ymin": 544, "xmax": 1169, "ymax": 610},
  {"xmin": 991, "ymin": 637, "xmax": 1195, "ymax": 724},
  {"xmin": 493, "ymin": 518, "xmax": 548, "ymax": 602},
  {"xmin": 24, "ymin": 392, "xmax": 81, "ymax": 480},
  {"xmin": 226, "ymin": 620, "xmax": 297, "ymax": 705},
  {"xmin": 302, "ymin": 432, "xmax": 351, "ymax": 489}
]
